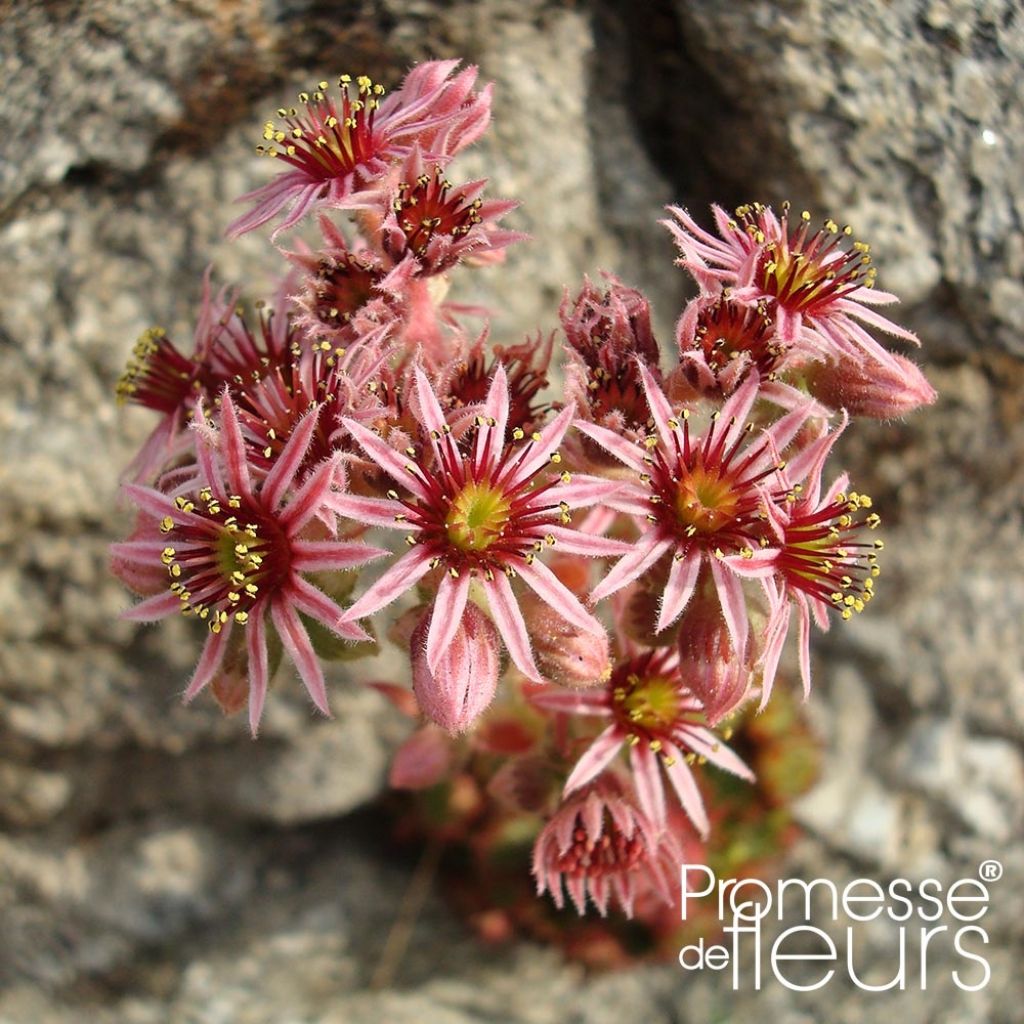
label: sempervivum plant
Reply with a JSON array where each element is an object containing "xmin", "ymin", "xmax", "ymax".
[{"xmin": 112, "ymin": 58, "xmax": 934, "ymax": 947}]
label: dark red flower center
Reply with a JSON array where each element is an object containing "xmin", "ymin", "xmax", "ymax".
[
  {"xmin": 737, "ymin": 203, "xmax": 877, "ymax": 316},
  {"xmin": 608, "ymin": 651, "xmax": 699, "ymax": 751},
  {"xmin": 257, "ymin": 76, "xmax": 388, "ymax": 184},
  {"xmin": 778, "ymin": 489, "xmax": 881, "ymax": 617},
  {"xmin": 393, "ymin": 167, "xmax": 482, "ymax": 255},
  {"xmin": 116, "ymin": 328, "xmax": 202, "ymax": 414},
  {"xmin": 691, "ymin": 298, "xmax": 783, "ymax": 377},
  {"xmin": 309, "ymin": 254, "xmax": 382, "ymax": 327},
  {"xmin": 643, "ymin": 414, "xmax": 774, "ymax": 553}
]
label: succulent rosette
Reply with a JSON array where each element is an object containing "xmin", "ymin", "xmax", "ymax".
[{"xmin": 112, "ymin": 59, "xmax": 936, "ymax": 945}]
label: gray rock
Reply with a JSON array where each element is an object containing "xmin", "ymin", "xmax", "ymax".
[{"xmin": 1, "ymin": 1, "xmax": 1022, "ymax": 1022}]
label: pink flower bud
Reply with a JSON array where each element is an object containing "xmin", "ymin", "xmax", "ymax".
[
  {"xmin": 620, "ymin": 588, "xmax": 682, "ymax": 647},
  {"xmin": 411, "ymin": 602, "xmax": 500, "ymax": 733},
  {"xmin": 487, "ymin": 755, "xmax": 558, "ymax": 813},
  {"xmin": 676, "ymin": 581, "xmax": 753, "ymax": 725},
  {"xmin": 210, "ymin": 631, "xmax": 250, "ymax": 717},
  {"xmin": 807, "ymin": 351, "xmax": 936, "ymax": 419},
  {"xmin": 520, "ymin": 596, "xmax": 611, "ymax": 688},
  {"xmin": 389, "ymin": 724, "xmax": 453, "ymax": 790}
]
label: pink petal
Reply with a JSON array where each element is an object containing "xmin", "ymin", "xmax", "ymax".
[
  {"xmin": 542, "ymin": 525, "xmax": 631, "ymax": 557},
  {"xmin": 110, "ymin": 539, "xmax": 188, "ymax": 562},
  {"xmin": 762, "ymin": 400, "xmax": 816, "ymax": 459},
  {"xmin": 833, "ymin": 298, "xmax": 920, "ymax": 343},
  {"xmin": 482, "ymin": 572, "xmax": 541, "ymax": 681},
  {"xmin": 573, "ymin": 420, "xmax": 646, "ymax": 473},
  {"xmin": 656, "ymin": 547, "xmax": 701, "ymax": 632},
  {"xmin": 679, "ymin": 725, "xmax": 755, "ymax": 781},
  {"xmin": 219, "ymin": 393, "xmax": 253, "ymax": 499},
  {"xmin": 263, "ymin": 408, "xmax": 320, "ymax": 511},
  {"xmin": 413, "ymin": 364, "xmax": 450, "ymax": 436},
  {"xmin": 503, "ymin": 404, "xmax": 576, "ymax": 487},
  {"xmin": 341, "ymin": 418, "xmax": 428, "ymax": 501},
  {"xmin": 121, "ymin": 484, "xmax": 184, "ymax": 525},
  {"xmin": 630, "ymin": 741, "xmax": 667, "ymax": 828},
  {"xmin": 247, "ymin": 606, "xmax": 270, "ymax": 736},
  {"xmin": 225, "ymin": 170, "xmax": 311, "ymax": 239},
  {"xmin": 183, "ymin": 621, "xmax": 232, "ymax": 702},
  {"xmin": 343, "ymin": 547, "xmax": 434, "ymax": 622},
  {"xmin": 517, "ymin": 557, "xmax": 604, "ymax": 636},
  {"xmin": 121, "ymin": 590, "xmax": 182, "ymax": 622},
  {"xmin": 796, "ymin": 592, "xmax": 812, "ymax": 697},
  {"xmin": 291, "ymin": 539, "xmax": 389, "ymax": 572},
  {"xmin": 563, "ymin": 724, "xmax": 623, "ymax": 794},
  {"xmin": 289, "ymin": 575, "xmax": 371, "ymax": 642},
  {"xmin": 758, "ymin": 600, "xmax": 790, "ymax": 710},
  {"xmin": 709, "ymin": 555, "xmax": 748, "ymax": 662},
  {"xmin": 328, "ymin": 492, "xmax": 412, "ymax": 529},
  {"xmin": 719, "ymin": 371, "xmax": 760, "ymax": 430},
  {"xmin": 783, "ymin": 414, "xmax": 847, "ymax": 502},
  {"xmin": 552, "ymin": 473, "xmax": 625, "ymax": 508},
  {"xmin": 590, "ymin": 535, "xmax": 673, "ymax": 605},
  {"xmin": 271, "ymin": 596, "xmax": 330, "ymax": 716},
  {"xmin": 425, "ymin": 572, "xmax": 471, "ymax": 673},
  {"xmin": 661, "ymin": 740, "xmax": 710, "ymax": 838},
  {"xmin": 776, "ymin": 305, "xmax": 801, "ymax": 345},
  {"xmin": 279, "ymin": 459, "xmax": 338, "ymax": 535},
  {"xmin": 269, "ymin": 180, "xmax": 330, "ymax": 241},
  {"xmin": 481, "ymin": 363, "xmax": 510, "ymax": 452},
  {"xmin": 528, "ymin": 685, "xmax": 609, "ymax": 715},
  {"xmin": 637, "ymin": 362, "xmax": 678, "ymax": 450}
]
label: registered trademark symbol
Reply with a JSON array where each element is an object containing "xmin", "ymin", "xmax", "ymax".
[{"xmin": 979, "ymin": 859, "xmax": 1003, "ymax": 882}]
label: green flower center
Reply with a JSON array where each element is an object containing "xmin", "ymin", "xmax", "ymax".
[
  {"xmin": 675, "ymin": 464, "xmax": 738, "ymax": 535},
  {"xmin": 445, "ymin": 482, "xmax": 511, "ymax": 552},
  {"xmin": 617, "ymin": 674, "xmax": 682, "ymax": 733}
]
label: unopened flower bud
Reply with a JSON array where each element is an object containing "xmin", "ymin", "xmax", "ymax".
[
  {"xmin": 520, "ymin": 596, "xmax": 611, "ymax": 688},
  {"xmin": 411, "ymin": 602, "xmax": 500, "ymax": 733},
  {"xmin": 676, "ymin": 578, "xmax": 753, "ymax": 725},
  {"xmin": 487, "ymin": 755, "xmax": 558, "ymax": 814},
  {"xmin": 210, "ymin": 630, "xmax": 250, "ymax": 717},
  {"xmin": 389, "ymin": 724, "xmax": 453, "ymax": 790},
  {"xmin": 807, "ymin": 351, "xmax": 936, "ymax": 419},
  {"xmin": 621, "ymin": 588, "xmax": 682, "ymax": 647}
]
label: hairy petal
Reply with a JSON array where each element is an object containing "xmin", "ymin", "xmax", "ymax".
[
  {"xmin": 483, "ymin": 572, "xmax": 541, "ymax": 681},
  {"xmin": 518, "ymin": 557, "xmax": 605, "ymax": 636},
  {"xmin": 425, "ymin": 572, "xmax": 471, "ymax": 673},
  {"xmin": 183, "ymin": 622, "xmax": 233, "ymax": 703},
  {"xmin": 343, "ymin": 547, "xmax": 434, "ymax": 622},
  {"xmin": 590, "ymin": 535, "xmax": 673, "ymax": 605},
  {"xmin": 563, "ymin": 724, "xmax": 623, "ymax": 794},
  {"xmin": 272, "ymin": 597, "xmax": 330, "ymax": 716},
  {"xmin": 247, "ymin": 607, "xmax": 270, "ymax": 736}
]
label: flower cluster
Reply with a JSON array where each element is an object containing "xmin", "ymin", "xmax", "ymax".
[{"xmin": 112, "ymin": 59, "xmax": 934, "ymax": 931}]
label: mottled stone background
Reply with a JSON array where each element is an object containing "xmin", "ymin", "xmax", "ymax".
[{"xmin": 1, "ymin": 1, "xmax": 1022, "ymax": 1021}]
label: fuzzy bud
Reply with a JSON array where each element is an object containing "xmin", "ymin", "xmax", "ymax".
[
  {"xmin": 621, "ymin": 588, "xmax": 682, "ymax": 647},
  {"xmin": 676, "ymin": 579, "xmax": 753, "ymax": 725},
  {"xmin": 389, "ymin": 724, "xmax": 453, "ymax": 790},
  {"xmin": 560, "ymin": 275, "xmax": 660, "ymax": 437},
  {"xmin": 520, "ymin": 596, "xmax": 611, "ymax": 688},
  {"xmin": 411, "ymin": 602, "xmax": 500, "ymax": 733},
  {"xmin": 806, "ymin": 351, "xmax": 936, "ymax": 419},
  {"xmin": 487, "ymin": 755, "xmax": 558, "ymax": 814}
]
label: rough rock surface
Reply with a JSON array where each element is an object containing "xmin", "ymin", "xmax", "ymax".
[{"xmin": 1, "ymin": 0, "xmax": 1021, "ymax": 1021}]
